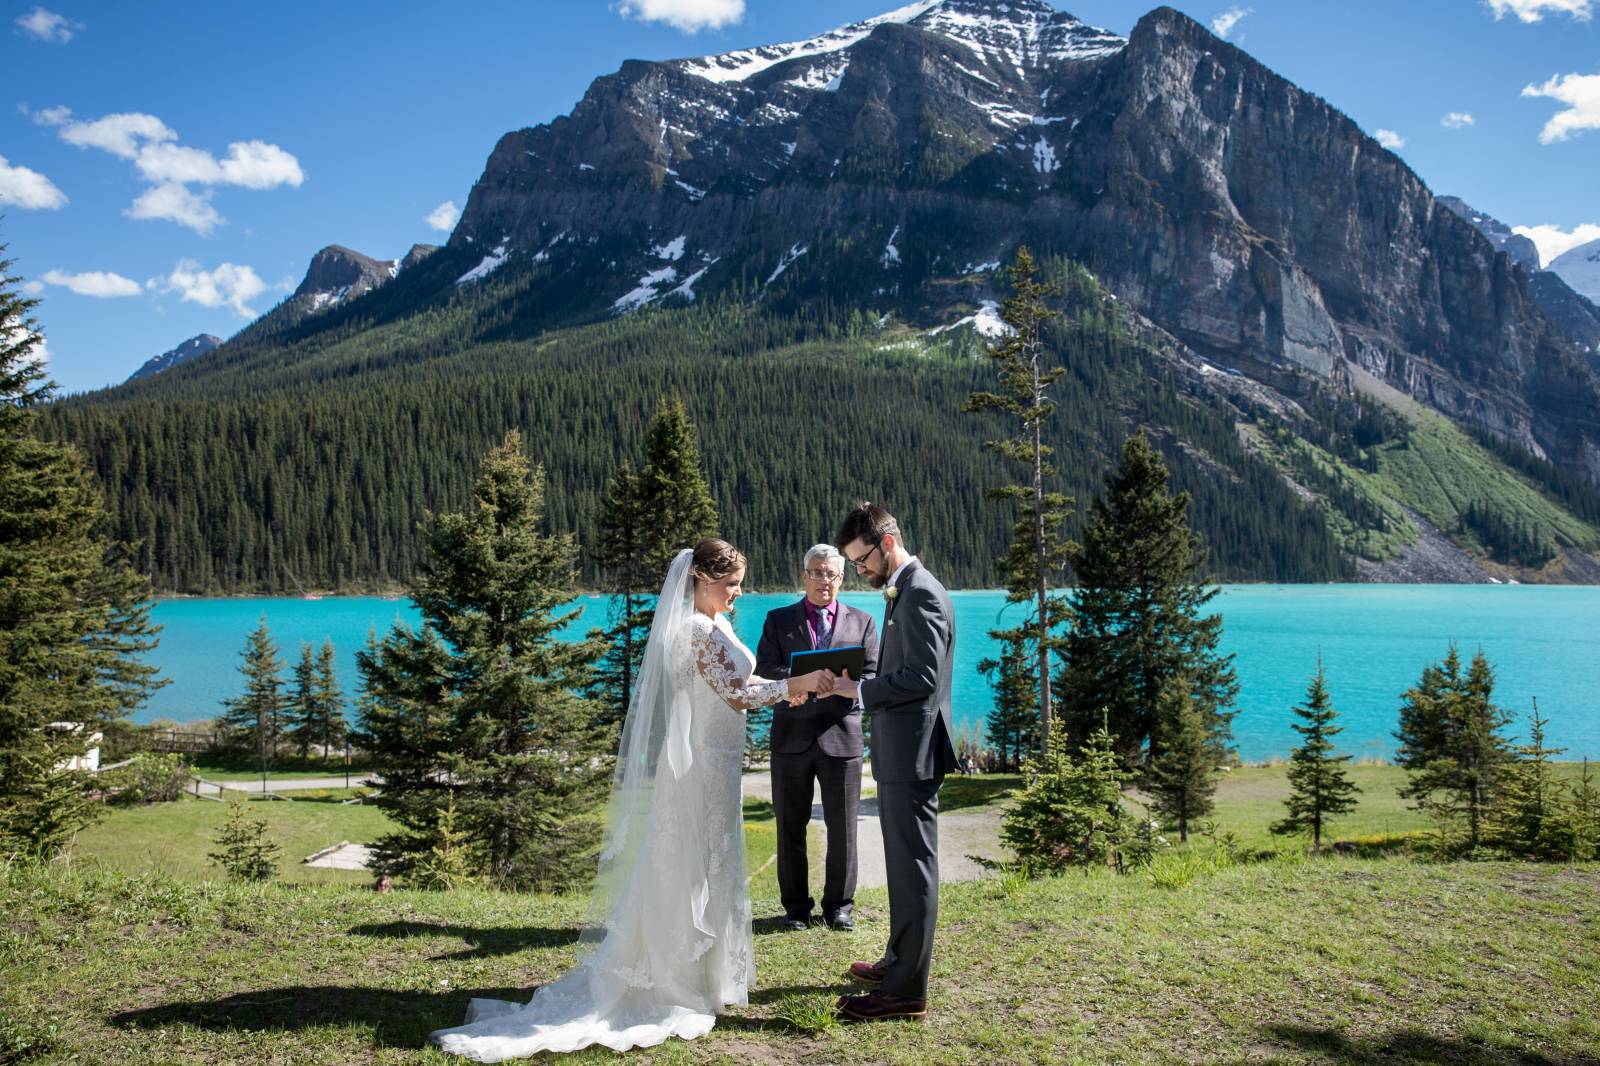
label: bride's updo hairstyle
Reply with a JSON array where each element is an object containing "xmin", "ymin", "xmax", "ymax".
[{"xmin": 690, "ymin": 537, "xmax": 745, "ymax": 586}]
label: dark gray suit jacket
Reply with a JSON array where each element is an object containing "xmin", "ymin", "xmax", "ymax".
[
  {"xmin": 755, "ymin": 600, "xmax": 878, "ymax": 758},
  {"xmin": 859, "ymin": 560, "xmax": 959, "ymax": 783}
]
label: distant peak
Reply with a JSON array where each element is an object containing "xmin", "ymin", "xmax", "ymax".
[{"xmin": 675, "ymin": 0, "xmax": 1120, "ymax": 84}]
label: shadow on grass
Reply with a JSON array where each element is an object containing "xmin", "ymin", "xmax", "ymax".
[
  {"xmin": 111, "ymin": 983, "xmax": 528, "ymax": 1049},
  {"xmin": 348, "ymin": 920, "xmax": 580, "ymax": 959},
  {"xmin": 1259, "ymin": 1023, "xmax": 1596, "ymax": 1065},
  {"xmin": 111, "ymin": 981, "xmax": 852, "ymax": 1047}
]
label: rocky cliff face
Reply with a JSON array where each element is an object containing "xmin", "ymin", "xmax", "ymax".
[
  {"xmin": 445, "ymin": 0, "xmax": 1600, "ymax": 481},
  {"xmin": 290, "ymin": 245, "xmax": 399, "ymax": 311},
  {"xmin": 125, "ymin": 333, "xmax": 222, "ymax": 382}
]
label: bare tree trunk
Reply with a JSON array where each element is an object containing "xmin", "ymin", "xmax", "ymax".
[{"xmin": 1032, "ymin": 339, "xmax": 1052, "ymax": 754}]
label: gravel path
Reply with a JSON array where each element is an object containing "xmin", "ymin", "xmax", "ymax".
[{"xmin": 741, "ymin": 771, "xmax": 1004, "ymax": 888}]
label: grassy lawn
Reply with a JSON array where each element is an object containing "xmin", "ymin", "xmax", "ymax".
[
  {"xmin": 188, "ymin": 756, "xmax": 379, "ymax": 783},
  {"xmin": 18, "ymin": 766, "xmax": 1595, "ymax": 1061},
  {"xmin": 5, "ymin": 853, "xmax": 1596, "ymax": 1063}
]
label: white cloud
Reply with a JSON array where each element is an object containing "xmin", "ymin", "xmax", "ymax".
[
  {"xmin": 1522, "ymin": 72, "xmax": 1600, "ymax": 143},
  {"xmin": 1211, "ymin": 6, "xmax": 1251, "ymax": 38},
  {"xmin": 50, "ymin": 110, "xmax": 176, "ymax": 159},
  {"xmin": 40, "ymin": 269, "xmax": 141, "ymax": 298},
  {"xmin": 21, "ymin": 280, "xmax": 45, "ymax": 295},
  {"xmin": 1374, "ymin": 128, "xmax": 1406, "ymax": 149},
  {"xmin": 426, "ymin": 200, "xmax": 461, "ymax": 232},
  {"xmin": 15, "ymin": 6, "xmax": 81, "ymax": 42},
  {"xmin": 134, "ymin": 139, "xmax": 304, "ymax": 189},
  {"xmin": 1486, "ymin": 0, "xmax": 1592, "ymax": 21},
  {"xmin": 149, "ymin": 260, "xmax": 267, "ymax": 318},
  {"xmin": 125, "ymin": 182, "xmax": 224, "ymax": 235},
  {"xmin": 37, "ymin": 106, "xmax": 302, "ymax": 231},
  {"xmin": 617, "ymin": 0, "xmax": 744, "ymax": 33},
  {"xmin": 1512, "ymin": 222, "xmax": 1600, "ymax": 267},
  {"xmin": 1441, "ymin": 112, "xmax": 1476, "ymax": 128},
  {"xmin": 0, "ymin": 153, "xmax": 68, "ymax": 209}
]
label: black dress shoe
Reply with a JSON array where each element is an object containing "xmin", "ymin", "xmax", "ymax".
[
  {"xmin": 824, "ymin": 910, "xmax": 854, "ymax": 931},
  {"xmin": 781, "ymin": 913, "xmax": 810, "ymax": 931}
]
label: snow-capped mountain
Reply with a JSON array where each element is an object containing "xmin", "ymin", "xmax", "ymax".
[
  {"xmin": 125, "ymin": 334, "xmax": 222, "ymax": 383},
  {"xmin": 1551, "ymin": 238, "xmax": 1600, "ymax": 305},
  {"xmin": 435, "ymin": 0, "xmax": 1600, "ymax": 478},
  {"xmin": 1439, "ymin": 197, "xmax": 1600, "ymax": 353}
]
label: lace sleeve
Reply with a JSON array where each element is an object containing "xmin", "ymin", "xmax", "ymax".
[{"xmin": 690, "ymin": 618, "xmax": 789, "ymax": 713}]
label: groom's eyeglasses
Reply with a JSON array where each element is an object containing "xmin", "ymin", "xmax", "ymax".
[{"xmin": 846, "ymin": 542, "xmax": 881, "ymax": 572}]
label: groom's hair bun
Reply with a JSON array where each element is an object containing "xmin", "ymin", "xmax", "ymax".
[
  {"xmin": 836, "ymin": 502, "xmax": 899, "ymax": 550},
  {"xmin": 690, "ymin": 538, "xmax": 746, "ymax": 584}
]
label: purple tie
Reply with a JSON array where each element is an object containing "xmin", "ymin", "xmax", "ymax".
[{"xmin": 814, "ymin": 606, "xmax": 832, "ymax": 649}]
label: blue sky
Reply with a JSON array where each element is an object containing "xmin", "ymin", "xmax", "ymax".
[{"xmin": 3, "ymin": 0, "xmax": 1597, "ymax": 393}]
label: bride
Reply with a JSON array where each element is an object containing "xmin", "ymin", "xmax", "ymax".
[{"xmin": 430, "ymin": 538, "xmax": 832, "ymax": 1060}]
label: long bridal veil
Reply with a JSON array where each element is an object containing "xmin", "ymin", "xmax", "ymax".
[{"xmin": 430, "ymin": 548, "xmax": 720, "ymax": 1060}]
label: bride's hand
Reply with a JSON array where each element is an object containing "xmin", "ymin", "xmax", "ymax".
[{"xmin": 786, "ymin": 669, "xmax": 829, "ymax": 700}]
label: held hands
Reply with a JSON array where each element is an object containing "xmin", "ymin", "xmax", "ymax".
[
  {"xmin": 785, "ymin": 668, "xmax": 833, "ymax": 702},
  {"xmin": 820, "ymin": 670, "xmax": 860, "ymax": 701}
]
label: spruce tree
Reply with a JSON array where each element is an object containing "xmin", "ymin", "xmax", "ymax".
[
  {"xmin": 590, "ymin": 400, "xmax": 719, "ymax": 729},
  {"xmin": 1395, "ymin": 645, "xmax": 1514, "ymax": 850},
  {"xmin": 208, "ymin": 800, "xmax": 280, "ymax": 882},
  {"xmin": 288, "ymin": 644, "xmax": 317, "ymax": 759},
  {"xmin": 0, "ymin": 246, "xmax": 165, "ymax": 861},
  {"xmin": 1054, "ymin": 430, "xmax": 1238, "ymax": 767},
  {"xmin": 311, "ymin": 640, "xmax": 346, "ymax": 757},
  {"xmin": 963, "ymin": 247, "xmax": 1075, "ymax": 752},
  {"xmin": 221, "ymin": 617, "xmax": 284, "ymax": 757},
  {"xmin": 1271, "ymin": 662, "xmax": 1360, "ymax": 847},
  {"xmin": 1000, "ymin": 717, "xmax": 1131, "ymax": 874},
  {"xmin": 979, "ymin": 628, "xmax": 1039, "ymax": 771},
  {"xmin": 286, "ymin": 640, "xmax": 346, "ymax": 760},
  {"xmin": 1489, "ymin": 700, "xmax": 1568, "ymax": 859},
  {"xmin": 1144, "ymin": 677, "xmax": 1218, "ymax": 842},
  {"xmin": 358, "ymin": 432, "xmax": 613, "ymax": 890}
]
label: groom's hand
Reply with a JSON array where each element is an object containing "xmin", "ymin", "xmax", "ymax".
[{"xmin": 830, "ymin": 670, "xmax": 861, "ymax": 701}]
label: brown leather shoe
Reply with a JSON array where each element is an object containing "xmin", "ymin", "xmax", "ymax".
[
  {"xmin": 836, "ymin": 990, "xmax": 927, "ymax": 1022},
  {"xmin": 845, "ymin": 959, "xmax": 885, "ymax": 985}
]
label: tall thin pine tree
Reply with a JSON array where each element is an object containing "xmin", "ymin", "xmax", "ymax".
[{"xmin": 963, "ymin": 247, "xmax": 1074, "ymax": 752}]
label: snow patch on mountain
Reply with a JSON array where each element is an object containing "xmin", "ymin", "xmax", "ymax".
[
  {"xmin": 931, "ymin": 299, "xmax": 1010, "ymax": 338},
  {"xmin": 613, "ymin": 266, "xmax": 679, "ymax": 313},
  {"xmin": 678, "ymin": 1, "xmax": 941, "ymax": 83},
  {"xmin": 1550, "ymin": 238, "xmax": 1600, "ymax": 304},
  {"xmin": 767, "ymin": 243, "xmax": 809, "ymax": 285},
  {"xmin": 881, "ymin": 225, "xmax": 902, "ymax": 267},
  {"xmin": 457, "ymin": 245, "xmax": 510, "ymax": 286}
]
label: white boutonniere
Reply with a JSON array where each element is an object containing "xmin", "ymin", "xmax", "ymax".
[{"xmin": 883, "ymin": 586, "xmax": 899, "ymax": 603}]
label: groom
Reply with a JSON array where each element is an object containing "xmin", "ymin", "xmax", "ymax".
[{"xmin": 824, "ymin": 502, "xmax": 958, "ymax": 1022}]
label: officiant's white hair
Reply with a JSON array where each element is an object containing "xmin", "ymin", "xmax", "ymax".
[{"xmin": 803, "ymin": 543, "xmax": 843, "ymax": 570}]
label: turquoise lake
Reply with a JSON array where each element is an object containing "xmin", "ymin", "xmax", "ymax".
[{"xmin": 136, "ymin": 586, "xmax": 1600, "ymax": 762}]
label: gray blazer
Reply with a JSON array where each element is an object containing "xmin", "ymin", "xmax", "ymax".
[
  {"xmin": 858, "ymin": 560, "xmax": 959, "ymax": 783},
  {"xmin": 755, "ymin": 600, "xmax": 878, "ymax": 758}
]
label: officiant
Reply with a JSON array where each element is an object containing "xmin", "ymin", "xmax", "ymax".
[{"xmin": 755, "ymin": 543, "xmax": 879, "ymax": 932}]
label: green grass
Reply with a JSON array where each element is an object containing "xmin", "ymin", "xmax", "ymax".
[
  {"xmin": 70, "ymin": 794, "xmax": 397, "ymax": 885},
  {"xmin": 1242, "ymin": 377, "xmax": 1600, "ymax": 568},
  {"xmin": 188, "ymin": 756, "xmax": 378, "ymax": 783},
  {"xmin": 5, "ymin": 852, "xmax": 1596, "ymax": 1063}
]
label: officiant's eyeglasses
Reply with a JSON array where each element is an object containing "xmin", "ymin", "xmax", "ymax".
[{"xmin": 803, "ymin": 569, "xmax": 842, "ymax": 583}]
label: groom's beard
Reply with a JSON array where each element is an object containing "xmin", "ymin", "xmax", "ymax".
[{"xmin": 864, "ymin": 563, "xmax": 889, "ymax": 589}]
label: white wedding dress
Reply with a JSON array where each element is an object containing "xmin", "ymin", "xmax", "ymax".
[{"xmin": 430, "ymin": 551, "xmax": 788, "ymax": 1061}]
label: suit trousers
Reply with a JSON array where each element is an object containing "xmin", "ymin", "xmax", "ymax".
[
  {"xmin": 877, "ymin": 775, "xmax": 942, "ymax": 999},
  {"xmin": 770, "ymin": 744, "xmax": 861, "ymax": 917}
]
